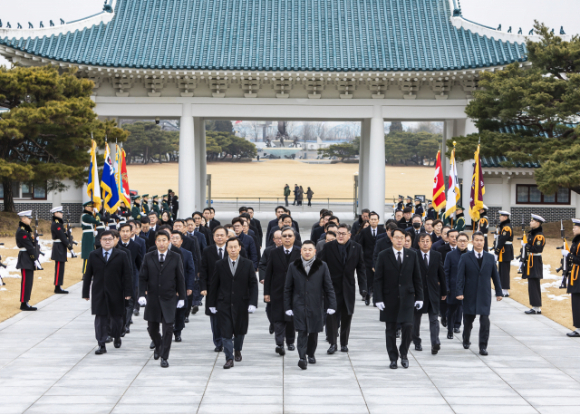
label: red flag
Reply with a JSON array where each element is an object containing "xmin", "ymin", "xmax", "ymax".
[
  {"xmin": 433, "ymin": 151, "xmax": 446, "ymax": 211},
  {"xmin": 469, "ymin": 145, "xmax": 485, "ymax": 221},
  {"xmin": 120, "ymin": 148, "xmax": 131, "ymax": 207}
]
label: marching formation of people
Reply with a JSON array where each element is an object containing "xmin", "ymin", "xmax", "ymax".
[{"xmin": 13, "ymin": 193, "xmax": 580, "ymax": 370}]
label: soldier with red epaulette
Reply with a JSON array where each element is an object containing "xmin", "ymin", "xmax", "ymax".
[
  {"xmin": 50, "ymin": 206, "xmax": 74, "ymax": 294},
  {"xmin": 16, "ymin": 210, "xmax": 40, "ymax": 311}
]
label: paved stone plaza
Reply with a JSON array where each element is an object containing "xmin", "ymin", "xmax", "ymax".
[{"xmin": 2, "ymin": 279, "xmax": 580, "ymax": 414}]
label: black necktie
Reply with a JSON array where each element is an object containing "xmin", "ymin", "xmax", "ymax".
[
  {"xmin": 372, "ymin": 229, "xmax": 376, "ymax": 238},
  {"xmin": 160, "ymin": 254, "xmax": 165, "ymax": 263},
  {"xmin": 104, "ymin": 251, "xmax": 109, "ymax": 262},
  {"xmin": 424, "ymin": 253, "xmax": 429, "ymax": 267},
  {"xmin": 219, "ymin": 248, "xmax": 223, "ymax": 259},
  {"xmin": 397, "ymin": 251, "xmax": 402, "ymax": 269}
]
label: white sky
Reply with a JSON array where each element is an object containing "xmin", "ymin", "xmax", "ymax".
[{"xmin": 1, "ymin": 0, "xmax": 578, "ymax": 67}]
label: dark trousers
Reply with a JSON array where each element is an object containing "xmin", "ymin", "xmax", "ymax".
[
  {"xmin": 95, "ymin": 314, "xmax": 123, "ymax": 346},
  {"xmin": 124, "ymin": 298, "xmax": 134, "ymax": 330},
  {"xmin": 54, "ymin": 261, "xmax": 65, "ymax": 286},
  {"xmin": 274, "ymin": 320, "xmax": 296, "ymax": 346},
  {"xmin": 499, "ymin": 261, "xmax": 511, "ymax": 290},
  {"xmin": 147, "ymin": 320, "xmax": 174, "ymax": 360},
  {"xmin": 572, "ymin": 293, "xmax": 580, "ymax": 328},
  {"xmin": 365, "ymin": 266, "xmax": 375, "ymax": 296},
  {"xmin": 327, "ymin": 302, "xmax": 353, "ymax": 346},
  {"xmin": 463, "ymin": 314, "xmax": 490, "ymax": 350},
  {"xmin": 447, "ymin": 302, "xmax": 462, "ymax": 334},
  {"xmin": 307, "ymin": 199, "xmax": 312, "ymax": 206},
  {"xmin": 285, "ymin": 196, "xmax": 289, "ymax": 207},
  {"xmin": 297, "ymin": 331, "xmax": 318, "ymax": 360},
  {"xmin": 440, "ymin": 299, "xmax": 447, "ymax": 320},
  {"xmin": 223, "ymin": 335, "xmax": 245, "ymax": 361},
  {"xmin": 20, "ymin": 269, "xmax": 34, "ymax": 303},
  {"xmin": 174, "ymin": 306, "xmax": 186, "ymax": 335},
  {"xmin": 210, "ymin": 314, "xmax": 222, "ymax": 347},
  {"xmin": 528, "ymin": 278, "xmax": 542, "ymax": 307},
  {"xmin": 412, "ymin": 308, "xmax": 440, "ymax": 347},
  {"xmin": 385, "ymin": 322, "xmax": 412, "ymax": 362}
]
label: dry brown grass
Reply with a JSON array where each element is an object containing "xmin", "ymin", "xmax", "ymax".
[{"xmin": 127, "ymin": 161, "xmax": 434, "ymax": 200}]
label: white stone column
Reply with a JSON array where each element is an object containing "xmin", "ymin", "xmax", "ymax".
[
  {"xmin": 194, "ymin": 118, "xmax": 207, "ymax": 211},
  {"xmin": 359, "ymin": 119, "xmax": 371, "ymax": 214},
  {"xmin": 368, "ymin": 107, "xmax": 386, "ymax": 222},
  {"xmin": 179, "ymin": 105, "xmax": 196, "ymax": 217},
  {"xmin": 457, "ymin": 118, "xmax": 478, "ymax": 226}
]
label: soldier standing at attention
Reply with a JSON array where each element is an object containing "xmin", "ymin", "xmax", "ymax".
[
  {"xmin": 162, "ymin": 194, "xmax": 171, "ymax": 217},
  {"xmin": 454, "ymin": 206, "xmax": 466, "ymax": 232},
  {"xmin": 50, "ymin": 206, "xmax": 74, "ymax": 294},
  {"xmin": 414, "ymin": 198, "xmax": 424, "ymax": 217},
  {"xmin": 563, "ymin": 219, "xmax": 580, "ymax": 337},
  {"xmin": 16, "ymin": 210, "xmax": 40, "ymax": 311},
  {"xmin": 426, "ymin": 200, "xmax": 436, "ymax": 220},
  {"xmin": 152, "ymin": 195, "xmax": 160, "ymax": 215},
  {"xmin": 523, "ymin": 214, "xmax": 546, "ymax": 315},
  {"xmin": 142, "ymin": 194, "xmax": 151, "ymax": 215},
  {"xmin": 81, "ymin": 201, "xmax": 100, "ymax": 273},
  {"xmin": 131, "ymin": 195, "xmax": 143, "ymax": 220},
  {"xmin": 476, "ymin": 205, "xmax": 490, "ymax": 251},
  {"xmin": 494, "ymin": 211, "xmax": 514, "ymax": 297}
]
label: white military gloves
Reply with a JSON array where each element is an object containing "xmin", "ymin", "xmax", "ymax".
[
  {"xmin": 138, "ymin": 297, "xmax": 147, "ymax": 306},
  {"xmin": 414, "ymin": 301, "xmax": 424, "ymax": 310},
  {"xmin": 285, "ymin": 310, "xmax": 293, "ymax": 316},
  {"xmin": 327, "ymin": 309, "xmax": 336, "ymax": 315},
  {"xmin": 209, "ymin": 307, "xmax": 217, "ymax": 314},
  {"xmin": 248, "ymin": 305, "xmax": 256, "ymax": 313},
  {"xmin": 562, "ymin": 250, "xmax": 570, "ymax": 257},
  {"xmin": 376, "ymin": 302, "xmax": 385, "ymax": 311},
  {"xmin": 176, "ymin": 300, "xmax": 185, "ymax": 308}
]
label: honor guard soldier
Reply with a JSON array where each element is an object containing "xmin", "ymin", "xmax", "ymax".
[
  {"xmin": 476, "ymin": 205, "xmax": 490, "ymax": 251},
  {"xmin": 152, "ymin": 195, "xmax": 160, "ymax": 215},
  {"xmin": 523, "ymin": 214, "xmax": 546, "ymax": 314},
  {"xmin": 162, "ymin": 194, "xmax": 171, "ymax": 217},
  {"xmin": 131, "ymin": 195, "xmax": 143, "ymax": 220},
  {"xmin": 414, "ymin": 198, "xmax": 424, "ymax": 217},
  {"xmin": 142, "ymin": 194, "xmax": 151, "ymax": 215},
  {"xmin": 94, "ymin": 208, "xmax": 107, "ymax": 248},
  {"xmin": 50, "ymin": 206, "xmax": 74, "ymax": 294},
  {"xmin": 564, "ymin": 219, "xmax": 580, "ymax": 337},
  {"xmin": 405, "ymin": 196, "xmax": 413, "ymax": 210},
  {"xmin": 16, "ymin": 210, "xmax": 40, "ymax": 310},
  {"xmin": 494, "ymin": 211, "xmax": 513, "ymax": 297},
  {"xmin": 454, "ymin": 205, "xmax": 466, "ymax": 232},
  {"xmin": 396, "ymin": 195, "xmax": 404, "ymax": 212},
  {"xmin": 81, "ymin": 201, "xmax": 100, "ymax": 273},
  {"xmin": 426, "ymin": 200, "xmax": 437, "ymax": 220}
]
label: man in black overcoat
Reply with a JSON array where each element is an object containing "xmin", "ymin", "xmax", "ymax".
[
  {"xmin": 207, "ymin": 237, "xmax": 259, "ymax": 369},
  {"xmin": 284, "ymin": 241, "xmax": 337, "ymax": 370},
  {"xmin": 374, "ymin": 228, "xmax": 424, "ymax": 369},
  {"xmin": 82, "ymin": 230, "xmax": 133, "ymax": 354},
  {"xmin": 319, "ymin": 223, "xmax": 366, "ymax": 353},
  {"xmin": 456, "ymin": 232, "xmax": 503, "ymax": 355},
  {"xmin": 264, "ymin": 227, "xmax": 300, "ymax": 355},
  {"xmin": 50, "ymin": 206, "xmax": 74, "ymax": 294},
  {"xmin": 358, "ymin": 212, "xmax": 386, "ymax": 306},
  {"xmin": 138, "ymin": 231, "xmax": 187, "ymax": 368},
  {"xmin": 413, "ymin": 233, "xmax": 447, "ymax": 355},
  {"xmin": 118, "ymin": 223, "xmax": 143, "ymax": 332}
]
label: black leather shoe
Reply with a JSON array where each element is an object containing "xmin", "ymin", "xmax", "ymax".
[
  {"xmin": 401, "ymin": 358, "xmax": 409, "ymax": 368},
  {"xmin": 341, "ymin": 346, "xmax": 348, "ymax": 352},
  {"xmin": 133, "ymin": 309, "xmax": 139, "ymax": 316},
  {"xmin": 415, "ymin": 344, "xmax": 423, "ymax": 351},
  {"xmin": 389, "ymin": 361, "xmax": 398, "ymax": 369},
  {"xmin": 114, "ymin": 338, "xmax": 122, "ymax": 349},
  {"xmin": 327, "ymin": 344, "xmax": 337, "ymax": 354},
  {"xmin": 223, "ymin": 360, "xmax": 234, "ymax": 369},
  {"xmin": 276, "ymin": 345, "xmax": 286, "ymax": 356},
  {"xmin": 441, "ymin": 318, "xmax": 447, "ymax": 328},
  {"xmin": 308, "ymin": 355, "xmax": 316, "ymax": 364},
  {"xmin": 365, "ymin": 295, "xmax": 370, "ymax": 306},
  {"xmin": 175, "ymin": 335, "xmax": 182, "ymax": 342},
  {"xmin": 504, "ymin": 292, "xmax": 510, "ymax": 297},
  {"xmin": 20, "ymin": 303, "xmax": 37, "ymax": 311},
  {"xmin": 95, "ymin": 345, "xmax": 107, "ymax": 355},
  {"xmin": 287, "ymin": 344, "xmax": 295, "ymax": 351},
  {"xmin": 269, "ymin": 324, "xmax": 274, "ymax": 334},
  {"xmin": 235, "ymin": 351, "xmax": 242, "ymax": 362},
  {"xmin": 567, "ymin": 331, "xmax": 580, "ymax": 337},
  {"xmin": 454, "ymin": 328, "xmax": 461, "ymax": 334},
  {"xmin": 431, "ymin": 345, "xmax": 440, "ymax": 355},
  {"xmin": 447, "ymin": 332, "xmax": 454, "ymax": 340},
  {"xmin": 463, "ymin": 342, "xmax": 471, "ymax": 349},
  {"xmin": 479, "ymin": 349, "xmax": 488, "ymax": 356},
  {"xmin": 298, "ymin": 359, "xmax": 307, "ymax": 370},
  {"xmin": 184, "ymin": 316, "xmax": 189, "ymax": 323},
  {"xmin": 191, "ymin": 306, "xmax": 199, "ymax": 314},
  {"xmin": 124, "ymin": 327, "xmax": 130, "ymax": 335},
  {"xmin": 525, "ymin": 309, "xmax": 541, "ymax": 314},
  {"xmin": 149, "ymin": 341, "xmax": 156, "ymax": 349},
  {"xmin": 396, "ymin": 329, "xmax": 401, "ymax": 339},
  {"xmin": 214, "ymin": 346, "xmax": 223, "ymax": 352},
  {"xmin": 160, "ymin": 359, "xmax": 169, "ymax": 368},
  {"xmin": 105, "ymin": 336, "xmax": 112, "ymax": 344},
  {"xmin": 154, "ymin": 350, "xmax": 160, "ymax": 360},
  {"xmin": 54, "ymin": 286, "xmax": 69, "ymax": 294}
]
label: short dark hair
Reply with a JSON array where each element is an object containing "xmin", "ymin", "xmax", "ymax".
[
  {"xmin": 210, "ymin": 207, "xmax": 216, "ymax": 213},
  {"xmin": 279, "ymin": 214, "xmax": 291, "ymax": 223},
  {"xmin": 101, "ymin": 230, "xmax": 114, "ymax": 239},
  {"xmin": 240, "ymin": 212, "xmax": 251, "ymax": 221},
  {"xmin": 173, "ymin": 219, "xmax": 185, "ymax": 225},
  {"xmin": 322, "ymin": 212, "xmax": 333, "ymax": 219},
  {"xmin": 246, "ymin": 206, "xmax": 254, "ymax": 212},
  {"xmin": 326, "ymin": 231, "xmax": 337, "ymax": 239},
  {"xmin": 441, "ymin": 225, "xmax": 451, "ymax": 231},
  {"xmin": 457, "ymin": 232, "xmax": 469, "ymax": 241},
  {"xmin": 425, "ymin": 218, "xmax": 434, "ymax": 224},
  {"xmin": 412, "ymin": 214, "xmax": 422, "ymax": 222},
  {"xmin": 185, "ymin": 217, "xmax": 194, "ymax": 222},
  {"xmin": 319, "ymin": 208, "xmax": 329, "ymax": 216},
  {"xmin": 386, "ymin": 222, "xmax": 399, "ymax": 232},
  {"xmin": 325, "ymin": 222, "xmax": 338, "ymax": 231},
  {"xmin": 369, "ymin": 211, "xmax": 379, "ymax": 220},
  {"xmin": 140, "ymin": 216, "xmax": 150, "ymax": 224},
  {"xmin": 134, "ymin": 220, "xmax": 142, "ymax": 228},
  {"xmin": 231, "ymin": 217, "xmax": 243, "ymax": 226},
  {"xmin": 171, "ymin": 231, "xmax": 184, "ymax": 240},
  {"xmin": 419, "ymin": 233, "xmax": 432, "ymax": 242},
  {"xmin": 192, "ymin": 211, "xmax": 203, "ymax": 218},
  {"xmin": 275, "ymin": 205, "xmax": 286, "ymax": 212},
  {"xmin": 281, "ymin": 226, "xmax": 294, "ymax": 236},
  {"xmin": 225, "ymin": 237, "xmax": 241, "ymax": 248},
  {"xmin": 147, "ymin": 211, "xmax": 158, "ymax": 216},
  {"xmin": 213, "ymin": 225, "xmax": 227, "ymax": 235},
  {"xmin": 402, "ymin": 207, "xmax": 412, "ymax": 214},
  {"xmin": 302, "ymin": 240, "xmax": 316, "ymax": 248},
  {"xmin": 238, "ymin": 206, "xmax": 248, "ymax": 213},
  {"xmin": 472, "ymin": 231, "xmax": 485, "ymax": 240},
  {"xmin": 386, "ymin": 219, "xmax": 395, "ymax": 225},
  {"xmin": 158, "ymin": 224, "xmax": 172, "ymax": 233},
  {"xmin": 361, "ymin": 208, "xmax": 371, "ymax": 215},
  {"xmin": 118, "ymin": 223, "xmax": 132, "ymax": 231},
  {"xmin": 111, "ymin": 230, "xmax": 120, "ymax": 239},
  {"xmin": 432, "ymin": 219, "xmax": 443, "ymax": 227},
  {"xmin": 447, "ymin": 229, "xmax": 459, "ymax": 236},
  {"xmin": 392, "ymin": 228, "xmax": 406, "ymax": 237},
  {"xmin": 329, "ymin": 215, "xmax": 340, "ymax": 223},
  {"xmin": 203, "ymin": 207, "xmax": 212, "ymax": 213},
  {"xmin": 338, "ymin": 223, "xmax": 351, "ymax": 231},
  {"xmin": 155, "ymin": 231, "xmax": 169, "ymax": 241}
]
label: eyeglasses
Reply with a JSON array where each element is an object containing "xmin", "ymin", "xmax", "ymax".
[
  {"xmin": 101, "ymin": 238, "xmax": 114, "ymax": 242},
  {"xmin": 337, "ymin": 232, "xmax": 348, "ymax": 236},
  {"xmin": 282, "ymin": 234, "xmax": 294, "ymax": 238}
]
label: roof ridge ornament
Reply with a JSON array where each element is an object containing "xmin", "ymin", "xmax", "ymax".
[
  {"xmin": 560, "ymin": 26, "xmax": 566, "ymax": 35},
  {"xmin": 103, "ymin": 0, "xmax": 113, "ymax": 13}
]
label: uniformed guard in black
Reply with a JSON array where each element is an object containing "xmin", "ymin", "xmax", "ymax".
[
  {"xmin": 565, "ymin": 219, "xmax": 580, "ymax": 337},
  {"xmin": 523, "ymin": 214, "xmax": 546, "ymax": 314},
  {"xmin": 477, "ymin": 206, "xmax": 490, "ymax": 251},
  {"xmin": 16, "ymin": 211, "xmax": 39, "ymax": 311},
  {"xmin": 494, "ymin": 211, "xmax": 514, "ymax": 296},
  {"xmin": 50, "ymin": 207, "xmax": 73, "ymax": 294}
]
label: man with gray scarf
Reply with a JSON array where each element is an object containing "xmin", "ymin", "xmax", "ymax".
[{"xmin": 284, "ymin": 241, "xmax": 337, "ymax": 370}]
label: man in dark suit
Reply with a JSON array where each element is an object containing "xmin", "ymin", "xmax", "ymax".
[
  {"xmin": 264, "ymin": 227, "xmax": 301, "ymax": 355},
  {"xmin": 174, "ymin": 219, "xmax": 202, "ymax": 318},
  {"xmin": 444, "ymin": 232, "xmax": 469, "ymax": 339},
  {"xmin": 259, "ymin": 230, "xmax": 283, "ymax": 283},
  {"xmin": 434, "ymin": 227, "xmax": 455, "ymax": 328},
  {"xmin": 232, "ymin": 217, "xmax": 258, "ymax": 270},
  {"xmin": 406, "ymin": 215, "xmax": 424, "ymax": 249},
  {"xmin": 247, "ymin": 207, "xmax": 263, "ymax": 246},
  {"xmin": 139, "ymin": 216, "xmax": 155, "ymax": 250},
  {"xmin": 456, "ymin": 232, "xmax": 503, "ymax": 355},
  {"xmin": 374, "ymin": 228, "xmax": 424, "ymax": 369},
  {"xmin": 413, "ymin": 234, "xmax": 447, "ymax": 355},
  {"xmin": 82, "ymin": 230, "xmax": 133, "ymax": 354},
  {"xmin": 200, "ymin": 226, "xmax": 229, "ymax": 351},
  {"xmin": 203, "ymin": 207, "xmax": 220, "ymax": 231},
  {"xmin": 351, "ymin": 209, "xmax": 370, "ymax": 236},
  {"xmin": 373, "ymin": 222, "xmax": 398, "ymax": 270},
  {"xmin": 266, "ymin": 206, "xmax": 288, "ymax": 238},
  {"xmin": 139, "ymin": 231, "xmax": 186, "ymax": 368},
  {"xmin": 193, "ymin": 211, "xmax": 212, "ymax": 247},
  {"xmin": 431, "ymin": 225, "xmax": 450, "ymax": 252},
  {"xmin": 311, "ymin": 212, "xmax": 332, "ymax": 241},
  {"xmin": 267, "ymin": 214, "xmax": 302, "ymax": 248},
  {"xmin": 118, "ymin": 223, "xmax": 143, "ymax": 332},
  {"xmin": 358, "ymin": 212, "xmax": 386, "ymax": 306},
  {"xmin": 319, "ymin": 223, "xmax": 366, "ymax": 353},
  {"xmin": 185, "ymin": 217, "xmax": 207, "ymax": 250},
  {"xmin": 208, "ymin": 237, "xmax": 259, "ymax": 369},
  {"xmin": 398, "ymin": 207, "xmax": 413, "ymax": 230},
  {"xmin": 170, "ymin": 231, "xmax": 196, "ymax": 342}
]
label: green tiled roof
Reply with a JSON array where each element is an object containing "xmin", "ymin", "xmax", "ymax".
[
  {"xmin": 0, "ymin": 0, "xmax": 527, "ymax": 71},
  {"xmin": 481, "ymin": 156, "xmax": 540, "ymax": 169}
]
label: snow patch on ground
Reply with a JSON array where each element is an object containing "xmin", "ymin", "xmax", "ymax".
[{"xmin": 510, "ymin": 259, "xmax": 569, "ymax": 301}]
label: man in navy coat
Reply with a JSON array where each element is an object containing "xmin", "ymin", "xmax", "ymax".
[
  {"xmin": 456, "ymin": 232, "xmax": 503, "ymax": 356},
  {"xmin": 444, "ymin": 232, "xmax": 469, "ymax": 340}
]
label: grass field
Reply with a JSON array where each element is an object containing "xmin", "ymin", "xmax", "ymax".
[{"xmin": 127, "ymin": 160, "xmax": 434, "ymax": 201}]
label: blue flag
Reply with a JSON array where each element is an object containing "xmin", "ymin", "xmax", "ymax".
[{"xmin": 101, "ymin": 144, "xmax": 121, "ymax": 214}]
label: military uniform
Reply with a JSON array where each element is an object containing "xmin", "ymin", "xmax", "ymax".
[
  {"xmin": 162, "ymin": 195, "xmax": 171, "ymax": 217},
  {"xmin": 396, "ymin": 195, "xmax": 404, "ymax": 211},
  {"xmin": 132, "ymin": 200, "xmax": 143, "ymax": 220},
  {"xmin": 477, "ymin": 209, "xmax": 489, "ymax": 251},
  {"xmin": 142, "ymin": 194, "xmax": 151, "ymax": 215},
  {"xmin": 454, "ymin": 211, "xmax": 466, "ymax": 232},
  {"xmin": 494, "ymin": 213, "xmax": 514, "ymax": 292},
  {"xmin": 15, "ymin": 212, "xmax": 38, "ymax": 308},
  {"xmin": 426, "ymin": 205, "xmax": 436, "ymax": 220},
  {"xmin": 566, "ymin": 227, "xmax": 580, "ymax": 335},
  {"xmin": 414, "ymin": 200, "xmax": 424, "ymax": 217},
  {"xmin": 152, "ymin": 196, "xmax": 160, "ymax": 215},
  {"xmin": 522, "ymin": 215, "xmax": 546, "ymax": 313},
  {"xmin": 81, "ymin": 205, "xmax": 100, "ymax": 272},
  {"xmin": 50, "ymin": 208, "xmax": 73, "ymax": 293}
]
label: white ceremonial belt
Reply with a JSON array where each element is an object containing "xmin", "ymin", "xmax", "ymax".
[
  {"xmin": 52, "ymin": 240, "xmax": 61, "ymax": 242},
  {"xmin": 532, "ymin": 253, "xmax": 542, "ymax": 256},
  {"xmin": 83, "ymin": 229, "xmax": 94, "ymax": 233},
  {"xmin": 505, "ymin": 242, "xmax": 512, "ymax": 245},
  {"xmin": 20, "ymin": 248, "xmax": 27, "ymax": 251}
]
